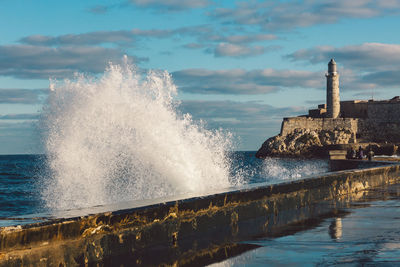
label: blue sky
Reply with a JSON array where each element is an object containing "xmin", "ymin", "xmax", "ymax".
[{"xmin": 1, "ymin": 0, "xmax": 400, "ymax": 153}]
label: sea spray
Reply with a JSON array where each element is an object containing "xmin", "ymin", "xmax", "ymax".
[
  {"xmin": 40, "ymin": 60, "xmax": 239, "ymax": 210},
  {"xmin": 261, "ymin": 157, "xmax": 329, "ymax": 182}
]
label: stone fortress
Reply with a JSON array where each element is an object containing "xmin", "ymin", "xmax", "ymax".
[{"xmin": 256, "ymin": 59, "xmax": 400, "ymax": 158}]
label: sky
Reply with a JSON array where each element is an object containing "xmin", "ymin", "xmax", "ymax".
[{"xmin": 1, "ymin": 0, "xmax": 400, "ymax": 154}]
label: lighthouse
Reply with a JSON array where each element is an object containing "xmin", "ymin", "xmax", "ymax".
[{"xmin": 326, "ymin": 59, "xmax": 340, "ymax": 118}]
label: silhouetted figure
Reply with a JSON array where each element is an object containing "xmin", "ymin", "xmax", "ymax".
[
  {"xmin": 357, "ymin": 146, "xmax": 364, "ymax": 159},
  {"xmin": 367, "ymin": 148, "xmax": 374, "ymax": 161},
  {"xmin": 346, "ymin": 148, "xmax": 352, "ymax": 159},
  {"xmin": 351, "ymin": 147, "xmax": 357, "ymax": 159}
]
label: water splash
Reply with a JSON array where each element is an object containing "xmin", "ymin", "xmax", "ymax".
[
  {"xmin": 40, "ymin": 60, "xmax": 238, "ymax": 210},
  {"xmin": 261, "ymin": 157, "xmax": 328, "ymax": 183}
]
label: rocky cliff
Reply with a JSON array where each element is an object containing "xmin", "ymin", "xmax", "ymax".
[{"xmin": 256, "ymin": 127, "xmax": 353, "ymax": 158}]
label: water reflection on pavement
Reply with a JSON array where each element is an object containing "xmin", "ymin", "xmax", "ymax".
[{"xmin": 210, "ymin": 184, "xmax": 400, "ymax": 266}]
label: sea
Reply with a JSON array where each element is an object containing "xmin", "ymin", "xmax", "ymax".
[{"xmin": 0, "ymin": 152, "xmax": 328, "ymax": 227}]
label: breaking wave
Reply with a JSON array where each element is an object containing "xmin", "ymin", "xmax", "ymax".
[
  {"xmin": 39, "ymin": 59, "xmax": 240, "ymax": 210},
  {"xmin": 261, "ymin": 157, "xmax": 329, "ymax": 183}
]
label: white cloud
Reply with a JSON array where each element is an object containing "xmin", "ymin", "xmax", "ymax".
[
  {"xmin": 20, "ymin": 29, "xmax": 173, "ymax": 46},
  {"xmin": 207, "ymin": 34, "xmax": 277, "ymax": 44},
  {"xmin": 18, "ymin": 26, "xmax": 213, "ymax": 49},
  {"xmin": 214, "ymin": 43, "xmax": 265, "ymax": 57},
  {"xmin": 0, "ymin": 88, "xmax": 48, "ymax": 104},
  {"xmin": 211, "ymin": 0, "xmax": 400, "ymax": 30},
  {"xmin": 0, "ymin": 45, "xmax": 146, "ymax": 79},
  {"xmin": 0, "ymin": 113, "xmax": 39, "ymax": 120},
  {"xmin": 173, "ymin": 68, "xmax": 321, "ymax": 94},
  {"xmin": 287, "ymin": 43, "xmax": 400, "ymax": 90},
  {"xmin": 287, "ymin": 43, "xmax": 400, "ymax": 71},
  {"xmin": 19, "ymin": 26, "xmax": 278, "ymax": 59}
]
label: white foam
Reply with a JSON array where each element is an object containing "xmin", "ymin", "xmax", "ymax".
[
  {"xmin": 261, "ymin": 157, "xmax": 329, "ymax": 182},
  {"xmin": 39, "ymin": 60, "xmax": 239, "ymax": 210}
]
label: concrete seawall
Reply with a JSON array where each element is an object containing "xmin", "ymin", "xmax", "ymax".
[{"xmin": 1, "ymin": 160, "xmax": 400, "ymax": 266}]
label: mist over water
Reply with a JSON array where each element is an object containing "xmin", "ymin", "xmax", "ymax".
[
  {"xmin": 40, "ymin": 60, "xmax": 239, "ymax": 210},
  {"xmin": 261, "ymin": 157, "xmax": 329, "ymax": 182},
  {"xmin": 228, "ymin": 152, "xmax": 329, "ymax": 185}
]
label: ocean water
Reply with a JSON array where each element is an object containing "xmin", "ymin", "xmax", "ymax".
[
  {"xmin": 0, "ymin": 152, "xmax": 328, "ymax": 226},
  {"xmin": 0, "ymin": 61, "xmax": 329, "ymax": 226},
  {"xmin": 0, "ymin": 155, "xmax": 43, "ymax": 219}
]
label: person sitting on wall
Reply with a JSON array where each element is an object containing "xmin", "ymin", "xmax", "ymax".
[
  {"xmin": 357, "ymin": 146, "xmax": 364, "ymax": 159},
  {"xmin": 346, "ymin": 148, "xmax": 352, "ymax": 159},
  {"xmin": 367, "ymin": 148, "xmax": 374, "ymax": 161},
  {"xmin": 351, "ymin": 147, "xmax": 357, "ymax": 159}
]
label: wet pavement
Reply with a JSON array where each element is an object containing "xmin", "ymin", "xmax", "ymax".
[{"xmin": 210, "ymin": 184, "xmax": 400, "ymax": 266}]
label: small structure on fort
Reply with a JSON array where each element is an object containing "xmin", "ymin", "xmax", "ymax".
[{"xmin": 256, "ymin": 59, "xmax": 400, "ymax": 158}]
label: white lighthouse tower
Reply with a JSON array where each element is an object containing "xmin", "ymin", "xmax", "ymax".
[{"xmin": 326, "ymin": 59, "xmax": 340, "ymax": 118}]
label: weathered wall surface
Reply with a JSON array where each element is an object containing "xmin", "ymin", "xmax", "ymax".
[
  {"xmin": 368, "ymin": 102, "xmax": 400, "ymax": 122},
  {"xmin": 254, "ymin": 117, "xmax": 360, "ymax": 158},
  {"xmin": 257, "ymin": 115, "xmax": 400, "ymax": 158},
  {"xmin": 280, "ymin": 117, "xmax": 358, "ymax": 136},
  {"xmin": 0, "ymin": 161, "xmax": 399, "ymax": 266},
  {"xmin": 340, "ymin": 101, "xmax": 368, "ymax": 118},
  {"xmin": 279, "ymin": 116, "xmax": 400, "ymax": 145},
  {"xmin": 340, "ymin": 101, "xmax": 400, "ymax": 122},
  {"xmin": 357, "ymin": 119, "xmax": 400, "ymax": 143}
]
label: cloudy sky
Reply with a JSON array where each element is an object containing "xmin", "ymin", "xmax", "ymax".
[{"xmin": 1, "ymin": 0, "xmax": 400, "ymax": 153}]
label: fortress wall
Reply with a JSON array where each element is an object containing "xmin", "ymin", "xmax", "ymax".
[
  {"xmin": 368, "ymin": 102, "xmax": 400, "ymax": 122},
  {"xmin": 0, "ymin": 161, "xmax": 399, "ymax": 266},
  {"xmin": 357, "ymin": 119, "xmax": 400, "ymax": 143},
  {"xmin": 340, "ymin": 101, "xmax": 368, "ymax": 118},
  {"xmin": 339, "ymin": 101, "xmax": 400, "ymax": 121},
  {"xmin": 280, "ymin": 117, "xmax": 358, "ymax": 136},
  {"xmin": 280, "ymin": 116, "xmax": 400, "ymax": 143}
]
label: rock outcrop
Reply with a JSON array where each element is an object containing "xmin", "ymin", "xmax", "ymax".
[{"xmin": 256, "ymin": 128, "xmax": 353, "ymax": 158}]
